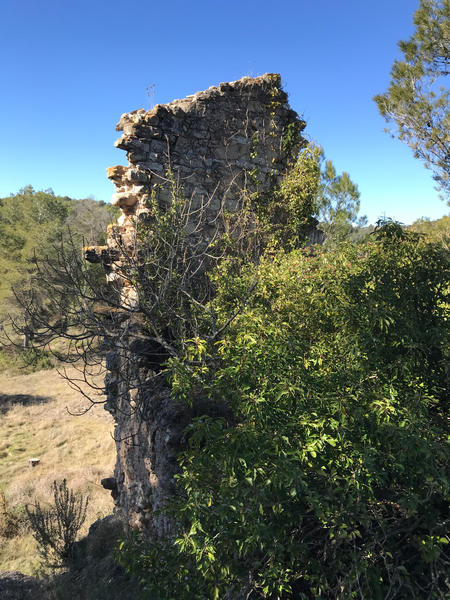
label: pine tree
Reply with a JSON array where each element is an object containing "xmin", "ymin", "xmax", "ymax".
[
  {"xmin": 318, "ymin": 158, "xmax": 366, "ymax": 245},
  {"xmin": 374, "ymin": 0, "xmax": 449, "ymax": 199}
]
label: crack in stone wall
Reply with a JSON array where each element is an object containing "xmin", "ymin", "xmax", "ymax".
[{"xmin": 92, "ymin": 74, "xmax": 306, "ymax": 536}]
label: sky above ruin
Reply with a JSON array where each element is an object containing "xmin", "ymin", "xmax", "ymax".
[{"xmin": 1, "ymin": 0, "xmax": 447, "ymax": 225}]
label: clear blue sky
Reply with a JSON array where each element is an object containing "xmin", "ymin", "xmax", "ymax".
[{"xmin": 1, "ymin": 0, "xmax": 447, "ymax": 225}]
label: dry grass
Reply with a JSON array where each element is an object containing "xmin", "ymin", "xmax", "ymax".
[{"xmin": 0, "ymin": 365, "xmax": 115, "ymax": 574}]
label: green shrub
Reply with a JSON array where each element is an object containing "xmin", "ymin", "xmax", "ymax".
[{"xmin": 120, "ymin": 222, "xmax": 449, "ymax": 599}]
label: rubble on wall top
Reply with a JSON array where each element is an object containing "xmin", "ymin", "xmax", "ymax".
[{"xmin": 116, "ymin": 73, "xmax": 284, "ymax": 132}]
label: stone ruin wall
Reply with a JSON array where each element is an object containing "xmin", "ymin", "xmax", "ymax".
[{"xmin": 94, "ymin": 74, "xmax": 306, "ymax": 536}]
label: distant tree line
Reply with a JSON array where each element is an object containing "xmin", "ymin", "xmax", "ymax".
[{"xmin": 0, "ymin": 185, "xmax": 117, "ymax": 345}]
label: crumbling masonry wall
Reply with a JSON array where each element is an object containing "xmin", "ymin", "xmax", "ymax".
[{"xmin": 96, "ymin": 74, "xmax": 305, "ymax": 536}]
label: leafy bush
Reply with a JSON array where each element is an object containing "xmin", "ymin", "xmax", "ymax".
[
  {"xmin": 120, "ymin": 222, "xmax": 449, "ymax": 599},
  {"xmin": 26, "ymin": 479, "xmax": 89, "ymax": 567}
]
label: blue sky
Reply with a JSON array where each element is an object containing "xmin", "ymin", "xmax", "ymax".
[{"xmin": 1, "ymin": 0, "xmax": 447, "ymax": 225}]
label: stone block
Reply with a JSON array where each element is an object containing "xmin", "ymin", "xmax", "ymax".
[
  {"xmin": 106, "ymin": 165, "xmax": 128, "ymax": 183},
  {"xmin": 111, "ymin": 192, "xmax": 138, "ymax": 208}
]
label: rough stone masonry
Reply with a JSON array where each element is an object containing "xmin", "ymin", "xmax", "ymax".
[{"xmin": 91, "ymin": 74, "xmax": 306, "ymax": 537}]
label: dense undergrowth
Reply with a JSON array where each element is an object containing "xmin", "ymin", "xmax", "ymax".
[
  {"xmin": 1, "ymin": 175, "xmax": 448, "ymax": 599},
  {"xmin": 120, "ymin": 222, "xmax": 449, "ymax": 599}
]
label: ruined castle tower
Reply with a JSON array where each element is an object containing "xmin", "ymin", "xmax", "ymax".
[{"xmin": 91, "ymin": 74, "xmax": 305, "ymax": 536}]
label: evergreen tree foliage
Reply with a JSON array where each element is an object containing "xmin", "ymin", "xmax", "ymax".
[
  {"xmin": 374, "ymin": 0, "xmax": 450, "ymax": 199},
  {"xmin": 317, "ymin": 153, "xmax": 366, "ymax": 245},
  {"xmin": 0, "ymin": 186, "xmax": 70, "ymax": 310}
]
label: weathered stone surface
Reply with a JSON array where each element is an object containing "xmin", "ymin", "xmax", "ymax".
[
  {"xmin": 109, "ymin": 73, "xmax": 304, "ymax": 240},
  {"xmin": 83, "ymin": 245, "xmax": 120, "ymax": 265},
  {"xmin": 111, "ymin": 191, "xmax": 139, "ymax": 208},
  {"xmin": 98, "ymin": 74, "xmax": 306, "ymax": 538},
  {"xmin": 106, "ymin": 165, "xmax": 128, "ymax": 183}
]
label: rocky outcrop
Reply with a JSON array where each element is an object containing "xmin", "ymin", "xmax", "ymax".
[{"xmin": 95, "ymin": 74, "xmax": 306, "ymax": 537}]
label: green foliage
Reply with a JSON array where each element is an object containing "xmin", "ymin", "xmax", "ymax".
[
  {"xmin": 0, "ymin": 186, "xmax": 70, "ymax": 311},
  {"xmin": 0, "ymin": 347, "xmax": 54, "ymax": 374},
  {"xmin": 257, "ymin": 145, "xmax": 322, "ymax": 249},
  {"xmin": 26, "ymin": 479, "xmax": 89, "ymax": 568},
  {"xmin": 121, "ymin": 222, "xmax": 449, "ymax": 599},
  {"xmin": 318, "ymin": 156, "xmax": 366, "ymax": 245},
  {"xmin": 258, "ymin": 143, "xmax": 365, "ymax": 249},
  {"xmin": 0, "ymin": 186, "xmax": 117, "ymax": 352},
  {"xmin": 118, "ymin": 535, "xmax": 206, "ymax": 600},
  {"xmin": 281, "ymin": 120, "xmax": 306, "ymax": 159},
  {"xmin": 0, "ymin": 186, "xmax": 117, "ymax": 315},
  {"xmin": 409, "ymin": 214, "xmax": 449, "ymax": 248},
  {"xmin": 374, "ymin": 0, "xmax": 450, "ymax": 199}
]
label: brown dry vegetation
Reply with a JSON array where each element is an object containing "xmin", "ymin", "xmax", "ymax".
[{"xmin": 0, "ymin": 365, "xmax": 115, "ymax": 574}]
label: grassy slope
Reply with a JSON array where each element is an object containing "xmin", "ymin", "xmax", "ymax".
[{"xmin": 0, "ymin": 366, "xmax": 115, "ymax": 574}]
